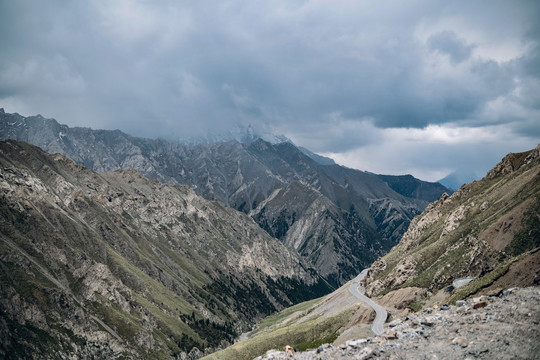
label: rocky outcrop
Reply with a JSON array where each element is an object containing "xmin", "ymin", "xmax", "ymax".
[
  {"xmin": 440, "ymin": 204, "xmax": 468, "ymax": 238},
  {"xmin": 365, "ymin": 256, "xmax": 417, "ymax": 297},
  {"xmin": 486, "ymin": 145, "xmax": 540, "ymax": 179},
  {"xmin": 365, "ymin": 145, "xmax": 540, "ymax": 296},
  {"xmin": 0, "ymin": 110, "xmax": 450, "ymax": 286},
  {"xmin": 398, "ymin": 193, "xmax": 448, "ymax": 251},
  {"xmin": 255, "ymin": 287, "xmax": 540, "ymax": 360},
  {"xmin": 0, "ymin": 140, "xmax": 330, "ymax": 359}
]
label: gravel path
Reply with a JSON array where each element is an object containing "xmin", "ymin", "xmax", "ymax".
[
  {"xmin": 349, "ymin": 269, "xmax": 388, "ymax": 336},
  {"xmin": 255, "ymin": 286, "xmax": 540, "ymax": 360}
]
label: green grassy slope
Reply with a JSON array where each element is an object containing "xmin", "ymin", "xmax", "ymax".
[{"xmin": 365, "ymin": 146, "xmax": 540, "ymax": 301}]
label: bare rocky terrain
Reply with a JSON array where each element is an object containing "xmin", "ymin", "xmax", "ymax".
[
  {"xmin": 0, "ymin": 109, "xmax": 450, "ymax": 286},
  {"xmin": 255, "ymin": 286, "xmax": 540, "ymax": 359},
  {"xmin": 0, "ymin": 140, "xmax": 330, "ymax": 359},
  {"xmin": 208, "ymin": 145, "xmax": 540, "ymax": 360}
]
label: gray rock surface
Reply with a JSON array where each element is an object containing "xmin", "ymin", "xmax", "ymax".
[
  {"xmin": 254, "ymin": 286, "xmax": 540, "ymax": 359},
  {"xmin": 0, "ymin": 140, "xmax": 329, "ymax": 359},
  {"xmin": 0, "ymin": 110, "xmax": 451, "ymax": 286}
]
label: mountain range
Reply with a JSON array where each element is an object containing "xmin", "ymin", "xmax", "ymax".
[
  {"xmin": 0, "ymin": 109, "xmax": 450, "ymax": 286},
  {"xmin": 0, "ymin": 107, "xmax": 537, "ymax": 359},
  {"xmin": 206, "ymin": 144, "xmax": 540, "ymax": 360},
  {"xmin": 0, "ymin": 139, "xmax": 333, "ymax": 359}
]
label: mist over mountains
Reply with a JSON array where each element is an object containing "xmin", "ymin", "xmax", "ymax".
[
  {"xmin": 0, "ymin": 109, "xmax": 451, "ymax": 286},
  {"xmin": 437, "ymin": 170, "xmax": 481, "ymax": 191},
  {"xmin": 0, "ymin": 108, "xmax": 538, "ymax": 360}
]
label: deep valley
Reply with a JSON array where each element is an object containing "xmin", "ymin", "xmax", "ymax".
[{"xmin": 0, "ymin": 110, "xmax": 538, "ymax": 360}]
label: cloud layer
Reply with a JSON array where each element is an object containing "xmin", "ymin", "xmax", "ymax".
[{"xmin": 1, "ymin": 0, "xmax": 539, "ymax": 181}]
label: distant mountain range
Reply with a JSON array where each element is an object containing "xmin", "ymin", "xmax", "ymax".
[
  {"xmin": 0, "ymin": 109, "xmax": 451, "ymax": 286},
  {"xmin": 438, "ymin": 170, "xmax": 481, "ymax": 191}
]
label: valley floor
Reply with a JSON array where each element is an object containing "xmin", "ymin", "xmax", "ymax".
[{"xmin": 255, "ymin": 286, "xmax": 540, "ymax": 359}]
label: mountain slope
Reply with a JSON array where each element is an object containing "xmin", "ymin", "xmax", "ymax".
[
  {"xmin": 0, "ymin": 109, "xmax": 451, "ymax": 285},
  {"xmin": 0, "ymin": 140, "xmax": 330, "ymax": 359},
  {"xmin": 364, "ymin": 145, "xmax": 540, "ymax": 299},
  {"xmin": 206, "ymin": 145, "xmax": 540, "ymax": 360}
]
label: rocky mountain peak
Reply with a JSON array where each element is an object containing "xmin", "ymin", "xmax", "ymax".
[
  {"xmin": 0, "ymin": 110, "xmax": 452, "ymax": 287},
  {"xmin": 177, "ymin": 123, "xmax": 291, "ymax": 146},
  {"xmin": 249, "ymin": 137, "xmax": 273, "ymax": 151},
  {"xmin": 486, "ymin": 145, "xmax": 540, "ymax": 179},
  {"xmin": 0, "ymin": 139, "xmax": 332, "ymax": 358}
]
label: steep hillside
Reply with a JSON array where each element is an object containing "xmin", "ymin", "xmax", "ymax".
[
  {"xmin": 364, "ymin": 145, "xmax": 540, "ymax": 301},
  {"xmin": 206, "ymin": 145, "xmax": 540, "ymax": 360},
  {"xmin": 243, "ymin": 140, "xmax": 424, "ymax": 284},
  {"xmin": 0, "ymin": 140, "xmax": 330, "ymax": 359},
  {"xmin": 202, "ymin": 275, "xmax": 375, "ymax": 360},
  {"xmin": 0, "ymin": 109, "xmax": 451, "ymax": 286}
]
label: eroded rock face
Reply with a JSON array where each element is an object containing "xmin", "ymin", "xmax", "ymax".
[
  {"xmin": 362, "ymin": 258, "xmax": 387, "ymax": 296},
  {"xmin": 0, "ymin": 111, "xmax": 450, "ymax": 287},
  {"xmin": 0, "ymin": 140, "xmax": 329, "ymax": 359},
  {"xmin": 440, "ymin": 204, "xmax": 468, "ymax": 238},
  {"xmin": 398, "ymin": 194, "xmax": 447, "ymax": 251},
  {"xmin": 365, "ymin": 280, "xmax": 385, "ymax": 298},
  {"xmin": 486, "ymin": 145, "xmax": 540, "ymax": 179},
  {"xmin": 73, "ymin": 261, "xmax": 132, "ymax": 314},
  {"xmin": 387, "ymin": 256, "xmax": 417, "ymax": 287},
  {"xmin": 366, "ymin": 256, "xmax": 417, "ymax": 297}
]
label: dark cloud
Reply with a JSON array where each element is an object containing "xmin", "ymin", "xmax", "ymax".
[
  {"xmin": 0, "ymin": 0, "xmax": 538, "ymax": 180},
  {"xmin": 427, "ymin": 31, "xmax": 475, "ymax": 64}
]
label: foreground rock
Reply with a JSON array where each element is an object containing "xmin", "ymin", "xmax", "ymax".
[{"xmin": 254, "ymin": 286, "xmax": 540, "ymax": 359}]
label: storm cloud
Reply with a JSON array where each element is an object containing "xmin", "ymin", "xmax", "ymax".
[{"xmin": 0, "ymin": 0, "xmax": 539, "ymax": 181}]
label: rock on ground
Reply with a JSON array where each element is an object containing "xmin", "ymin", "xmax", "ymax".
[{"xmin": 254, "ymin": 286, "xmax": 540, "ymax": 360}]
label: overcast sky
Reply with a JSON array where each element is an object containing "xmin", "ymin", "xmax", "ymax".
[{"xmin": 1, "ymin": 1, "xmax": 539, "ymax": 182}]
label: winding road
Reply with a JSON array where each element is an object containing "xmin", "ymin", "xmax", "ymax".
[{"xmin": 349, "ymin": 268, "xmax": 387, "ymax": 336}]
